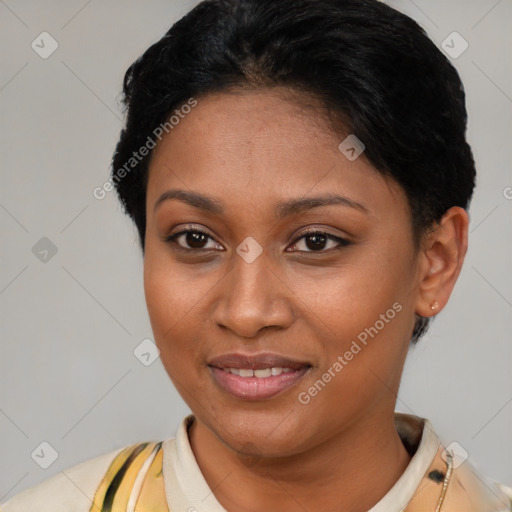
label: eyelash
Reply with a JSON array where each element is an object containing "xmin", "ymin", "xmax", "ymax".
[{"xmin": 164, "ymin": 226, "xmax": 350, "ymax": 254}]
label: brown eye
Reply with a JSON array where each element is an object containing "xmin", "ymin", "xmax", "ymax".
[
  {"xmin": 165, "ymin": 229, "xmax": 223, "ymax": 251},
  {"xmin": 181, "ymin": 231, "xmax": 209, "ymax": 249},
  {"xmin": 288, "ymin": 231, "xmax": 350, "ymax": 253}
]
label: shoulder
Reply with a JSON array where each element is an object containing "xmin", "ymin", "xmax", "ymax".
[
  {"xmin": 407, "ymin": 443, "xmax": 512, "ymax": 511},
  {"xmin": 444, "ymin": 457, "xmax": 512, "ymax": 511},
  {"xmin": 0, "ymin": 441, "xmax": 161, "ymax": 512}
]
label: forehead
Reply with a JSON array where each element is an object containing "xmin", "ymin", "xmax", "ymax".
[
  {"xmin": 146, "ymin": 89, "xmax": 404, "ymax": 218},
  {"xmin": 151, "ymin": 88, "xmax": 342, "ymax": 169}
]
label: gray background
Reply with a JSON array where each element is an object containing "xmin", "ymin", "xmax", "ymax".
[{"xmin": 1, "ymin": 0, "xmax": 511, "ymax": 501}]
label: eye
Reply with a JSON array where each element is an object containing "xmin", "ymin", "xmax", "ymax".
[
  {"xmin": 287, "ymin": 230, "xmax": 350, "ymax": 253},
  {"xmin": 164, "ymin": 227, "xmax": 350, "ymax": 254},
  {"xmin": 165, "ymin": 227, "xmax": 223, "ymax": 252}
]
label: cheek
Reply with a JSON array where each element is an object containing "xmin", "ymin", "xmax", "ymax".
[
  {"xmin": 293, "ymin": 241, "xmax": 414, "ymax": 392},
  {"xmin": 144, "ymin": 247, "xmax": 208, "ymax": 331},
  {"xmin": 143, "ymin": 249, "xmax": 223, "ymax": 379},
  {"xmin": 295, "ymin": 246, "xmax": 411, "ymax": 342},
  {"xmin": 143, "ymin": 252, "xmax": 194, "ymax": 356},
  {"xmin": 143, "ymin": 262, "xmax": 200, "ymax": 399}
]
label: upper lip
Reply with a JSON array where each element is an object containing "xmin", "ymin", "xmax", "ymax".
[{"xmin": 208, "ymin": 352, "xmax": 311, "ymax": 371}]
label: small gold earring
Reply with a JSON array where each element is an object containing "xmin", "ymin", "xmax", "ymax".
[{"xmin": 430, "ymin": 301, "xmax": 439, "ymax": 311}]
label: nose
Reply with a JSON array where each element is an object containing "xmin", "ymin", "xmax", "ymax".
[{"xmin": 213, "ymin": 249, "xmax": 295, "ymax": 339}]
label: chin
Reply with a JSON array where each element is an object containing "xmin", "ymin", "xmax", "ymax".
[{"xmin": 203, "ymin": 405, "xmax": 314, "ymax": 458}]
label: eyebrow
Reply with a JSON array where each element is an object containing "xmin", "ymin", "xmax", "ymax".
[{"xmin": 154, "ymin": 189, "xmax": 368, "ymax": 219}]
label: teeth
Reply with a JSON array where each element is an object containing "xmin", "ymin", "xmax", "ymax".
[
  {"xmin": 254, "ymin": 368, "xmax": 272, "ymax": 378},
  {"xmin": 224, "ymin": 367, "xmax": 294, "ymax": 378}
]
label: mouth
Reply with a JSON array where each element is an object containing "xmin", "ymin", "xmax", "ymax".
[{"xmin": 207, "ymin": 352, "xmax": 312, "ymax": 401}]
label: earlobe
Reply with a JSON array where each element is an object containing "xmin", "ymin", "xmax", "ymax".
[{"xmin": 415, "ymin": 207, "xmax": 469, "ymax": 318}]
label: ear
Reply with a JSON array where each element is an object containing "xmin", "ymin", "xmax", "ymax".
[{"xmin": 415, "ymin": 206, "xmax": 469, "ymax": 318}]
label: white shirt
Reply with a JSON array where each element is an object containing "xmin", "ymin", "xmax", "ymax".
[{"xmin": 2, "ymin": 413, "xmax": 511, "ymax": 511}]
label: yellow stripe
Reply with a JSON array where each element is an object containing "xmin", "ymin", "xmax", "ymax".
[
  {"xmin": 134, "ymin": 443, "xmax": 169, "ymax": 511},
  {"xmin": 89, "ymin": 442, "xmax": 161, "ymax": 512},
  {"xmin": 110, "ymin": 443, "xmax": 158, "ymax": 510},
  {"xmin": 89, "ymin": 444, "xmax": 140, "ymax": 512}
]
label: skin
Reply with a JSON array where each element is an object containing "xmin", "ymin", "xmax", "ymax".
[{"xmin": 143, "ymin": 88, "xmax": 469, "ymax": 511}]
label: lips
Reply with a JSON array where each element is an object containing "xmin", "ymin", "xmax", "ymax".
[
  {"xmin": 207, "ymin": 352, "xmax": 311, "ymax": 400},
  {"xmin": 208, "ymin": 352, "xmax": 310, "ymax": 371}
]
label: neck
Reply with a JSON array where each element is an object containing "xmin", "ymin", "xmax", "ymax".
[{"xmin": 188, "ymin": 410, "xmax": 412, "ymax": 512}]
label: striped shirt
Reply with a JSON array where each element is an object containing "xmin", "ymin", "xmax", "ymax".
[{"xmin": 2, "ymin": 413, "xmax": 511, "ymax": 511}]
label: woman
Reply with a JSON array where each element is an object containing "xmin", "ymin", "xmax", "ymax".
[{"xmin": 2, "ymin": 0, "xmax": 511, "ymax": 510}]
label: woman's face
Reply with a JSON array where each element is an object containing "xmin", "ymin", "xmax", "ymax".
[{"xmin": 144, "ymin": 89, "xmax": 423, "ymax": 457}]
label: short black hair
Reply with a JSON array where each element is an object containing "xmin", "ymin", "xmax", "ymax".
[{"xmin": 111, "ymin": 0, "xmax": 476, "ymax": 344}]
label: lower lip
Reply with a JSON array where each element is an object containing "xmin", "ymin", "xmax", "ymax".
[{"xmin": 209, "ymin": 366, "xmax": 310, "ymax": 401}]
